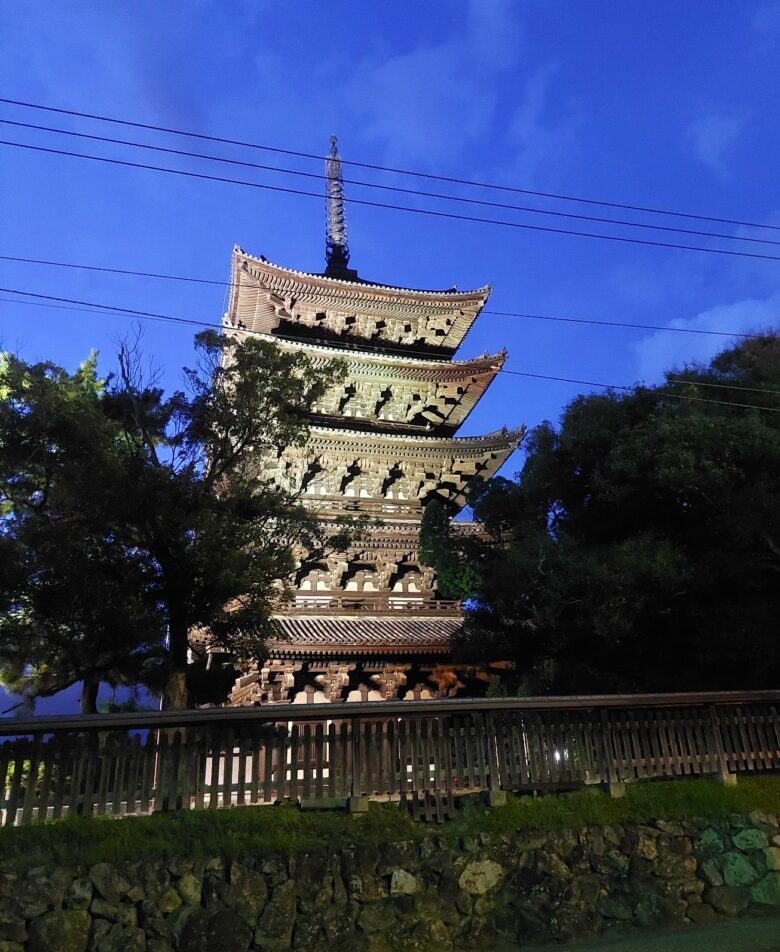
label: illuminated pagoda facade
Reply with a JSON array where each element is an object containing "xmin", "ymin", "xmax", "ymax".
[{"xmin": 225, "ymin": 138, "xmax": 523, "ymax": 705}]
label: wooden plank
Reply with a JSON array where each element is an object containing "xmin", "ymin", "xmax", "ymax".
[
  {"xmin": 138, "ymin": 731, "xmax": 155, "ymax": 815},
  {"xmin": 5, "ymin": 743, "xmax": 29, "ymax": 826},
  {"xmin": 462, "ymin": 716, "xmax": 476, "ymax": 789},
  {"xmin": 750, "ymin": 706, "xmax": 771, "ymax": 771},
  {"xmin": 289, "ymin": 724, "xmax": 300, "ymax": 803},
  {"xmin": 312, "ymin": 723, "xmax": 324, "ymax": 801},
  {"xmin": 221, "ymin": 728, "xmax": 234, "ymax": 809},
  {"xmin": 0, "ymin": 741, "xmax": 13, "ymax": 823},
  {"xmin": 450, "ymin": 716, "xmax": 465, "ymax": 792},
  {"xmin": 67, "ymin": 739, "xmax": 90, "ymax": 819},
  {"xmin": 426, "ymin": 719, "xmax": 437, "ymax": 794},
  {"xmin": 484, "ymin": 714, "xmax": 501, "ymax": 791},
  {"xmin": 234, "ymin": 732, "xmax": 246, "ymax": 807},
  {"xmin": 744, "ymin": 706, "xmax": 765, "ymax": 771},
  {"xmin": 767, "ymin": 706, "xmax": 780, "ymax": 769},
  {"xmin": 302, "ymin": 723, "xmax": 313, "ymax": 802},
  {"xmin": 50, "ymin": 737, "xmax": 70, "ymax": 821},
  {"xmin": 277, "ymin": 725, "xmax": 289, "ymax": 802},
  {"xmin": 80, "ymin": 737, "xmax": 98, "ymax": 817},
  {"xmin": 154, "ymin": 731, "xmax": 169, "ymax": 813},
  {"xmin": 653, "ymin": 711, "xmax": 673, "ymax": 777},
  {"xmin": 375, "ymin": 721, "xmax": 386, "ymax": 797},
  {"xmin": 262, "ymin": 727, "xmax": 274, "ymax": 803},
  {"xmin": 94, "ymin": 740, "xmax": 111, "ymax": 818},
  {"xmin": 325, "ymin": 723, "xmax": 336, "ymax": 799},
  {"xmin": 363, "ymin": 721, "xmax": 374, "ymax": 796},
  {"xmin": 339, "ymin": 721, "xmax": 350, "ymax": 799},
  {"xmin": 472, "ymin": 714, "xmax": 488, "ymax": 791},
  {"xmin": 250, "ymin": 732, "xmax": 262, "ymax": 806},
  {"xmin": 398, "ymin": 719, "xmax": 409, "ymax": 801},
  {"xmin": 35, "ymin": 738, "xmax": 55, "ymax": 823},
  {"xmin": 21, "ymin": 735, "xmax": 43, "ymax": 826},
  {"xmin": 387, "ymin": 719, "xmax": 398, "ymax": 796},
  {"xmin": 721, "ymin": 707, "xmax": 741, "ymax": 772},
  {"xmin": 434, "ymin": 717, "xmax": 447, "ymax": 796},
  {"xmin": 734, "ymin": 705, "xmax": 755, "ymax": 772}
]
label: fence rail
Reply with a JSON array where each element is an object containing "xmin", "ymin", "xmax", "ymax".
[{"xmin": 1, "ymin": 691, "xmax": 779, "ymax": 827}]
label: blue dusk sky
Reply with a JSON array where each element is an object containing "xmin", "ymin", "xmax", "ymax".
[{"xmin": 1, "ymin": 2, "xmax": 779, "ymax": 711}]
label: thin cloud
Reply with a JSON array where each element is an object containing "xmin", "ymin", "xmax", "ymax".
[
  {"xmin": 345, "ymin": 0, "xmax": 522, "ymax": 167},
  {"xmin": 631, "ymin": 290, "xmax": 780, "ymax": 383},
  {"xmin": 687, "ymin": 113, "xmax": 745, "ymax": 178},
  {"xmin": 752, "ymin": 1, "xmax": 780, "ymax": 45}
]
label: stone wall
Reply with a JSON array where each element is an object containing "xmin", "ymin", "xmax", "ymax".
[{"xmin": 2, "ymin": 810, "xmax": 780, "ymax": 951}]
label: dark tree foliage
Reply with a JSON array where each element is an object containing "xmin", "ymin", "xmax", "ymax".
[
  {"xmin": 421, "ymin": 334, "xmax": 780, "ymax": 694},
  {"xmin": 0, "ymin": 333, "xmax": 348, "ymax": 710}
]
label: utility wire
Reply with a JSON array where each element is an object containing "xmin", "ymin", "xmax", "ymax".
[
  {"xmin": 0, "ymin": 253, "xmax": 764, "ymax": 341},
  {"xmin": 2, "ymin": 288, "xmax": 778, "ymax": 411},
  {"xmin": 4, "ymin": 138, "xmax": 780, "ymax": 266},
  {"xmin": 2, "ymin": 96, "xmax": 778, "ymax": 234},
  {"xmin": 4, "ymin": 118, "xmax": 779, "ymax": 250}
]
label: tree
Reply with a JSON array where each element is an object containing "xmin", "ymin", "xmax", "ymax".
[
  {"xmin": 422, "ymin": 334, "xmax": 780, "ymax": 693},
  {"xmin": 0, "ymin": 352, "xmax": 165, "ymax": 713},
  {"xmin": 0, "ymin": 332, "xmax": 347, "ymax": 710}
]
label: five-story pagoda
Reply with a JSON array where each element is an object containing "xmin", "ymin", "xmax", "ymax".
[{"xmin": 225, "ymin": 138, "xmax": 523, "ymax": 705}]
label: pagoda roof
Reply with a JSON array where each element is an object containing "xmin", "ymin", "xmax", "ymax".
[
  {"xmin": 227, "ymin": 247, "xmax": 490, "ymax": 355},
  {"xmin": 267, "ymin": 614, "xmax": 459, "ymax": 657},
  {"xmin": 226, "ymin": 328, "xmax": 507, "ymax": 380},
  {"xmin": 287, "ymin": 423, "xmax": 524, "ymax": 516},
  {"xmin": 306, "ymin": 423, "xmax": 525, "ymax": 457}
]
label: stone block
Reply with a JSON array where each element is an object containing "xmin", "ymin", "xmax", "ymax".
[
  {"xmin": 27, "ymin": 909, "xmax": 90, "ymax": 952},
  {"xmin": 299, "ymin": 797, "xmax": 347, "ymax": 811},
  {"xmin": 458, "ymin": 859, "xmax": 504, "ymax": 895},
  {"xmin": 705, "ymin": 884, "xmax": 749, "ymax": 917},
  {"xmin": 751, "ymin": 872, "xmax": 780, "ymax": 907},
  {"xmin": 722, "ymin": 850, "xmax": 760, "ymax": 887},
  {"xmin": 485, "ymin": 789, "xmax": 507, "ymax": 808},
  {"xmin": 732, "ymin": 828, "xmax": 768, "ymax": 850}
]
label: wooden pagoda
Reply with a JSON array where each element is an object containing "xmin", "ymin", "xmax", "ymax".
[{"xmin": 224, "ymin": 138, "xmax": 523, "ymax": 705}]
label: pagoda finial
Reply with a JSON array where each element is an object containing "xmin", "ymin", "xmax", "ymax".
[{"xmin": 325, "ymin": 135, "xmax": 354, "ymax": 279}]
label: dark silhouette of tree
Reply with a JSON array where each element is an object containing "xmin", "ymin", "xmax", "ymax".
[
  {"xmin": 421, "ymin": 334, "xmax": 780, "ymax": 693},
  {"xmin": 0, "ymin": 332, "xmax": 347, "ymax": 710}
]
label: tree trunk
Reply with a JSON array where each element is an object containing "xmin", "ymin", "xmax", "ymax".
[
  {"xmin": 80, "ymin": 677, "xmax": 99, "ymax": 715},
  {"xmin": 163, "ymin": 670, "xmax": 188, "ymax": 710},
  {"xmin": 163, "ymin": 607, "xmax": 190, "ymax": 710}
]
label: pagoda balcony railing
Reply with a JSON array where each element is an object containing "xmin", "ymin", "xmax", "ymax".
[
  {"xmin": 289, "ymin": 595, "xmax": 461, "ymax": 614},
  {"xmin": 1, "ymin": 690, "xmax": 779, "ymax": 826}
]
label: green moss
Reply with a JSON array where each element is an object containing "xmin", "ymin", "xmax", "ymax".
[
  {"xmin": 448, "ymin": 776, "xmax": 780, "ymax": 839},
  {"xmin": 2, "ymin": 777, "xmax": 779, "ymax": 869}
]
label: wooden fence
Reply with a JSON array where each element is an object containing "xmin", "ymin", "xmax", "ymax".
[{"xmin": 1, "ymin": 691, "xmax": 779, "ymax": 826}]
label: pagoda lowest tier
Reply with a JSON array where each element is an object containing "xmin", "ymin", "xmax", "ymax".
[{"xmin": 220, "ymin": 138, "xmax": 521, "ymax": 705}]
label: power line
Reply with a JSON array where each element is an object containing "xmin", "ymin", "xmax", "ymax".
[
  {"xmin": 5, "ymin": 138, "xmax": 780, "ymax": 267},
  {"xmin": 4, "ymin": 118, "xmax": 779, "ymax": 250},
  {"xmin": 0, "ymin": 253, "xmax": 764, "ymax": 341},
  {"xmin": 2, "ymin": 288, "xmax": 778, "ymax": 411},
  {"xmin": 2, "ymin": 96, "xmax": 778, "ymax": 234}
]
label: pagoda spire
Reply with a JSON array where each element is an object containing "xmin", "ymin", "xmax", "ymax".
[{"xmin": 324, "ymin": 136, "xmax": 356, "ymax": 280}]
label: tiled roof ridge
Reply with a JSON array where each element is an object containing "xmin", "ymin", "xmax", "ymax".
[
  {"xmin": 309, "ymin": 423, "xmax": 525, "ymax": 447},
  {"xmin": 234, "ymin": 246, "xmax": 492, "ymax": 301}
]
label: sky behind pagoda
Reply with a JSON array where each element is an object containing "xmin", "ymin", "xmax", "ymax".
[
  {"xmin": 1, "ymin": 2, "xmax": 780, "ymax": 712},
  {"xmin": 2, "ymin": 1, "xmax": 780, "ymax": 443}
]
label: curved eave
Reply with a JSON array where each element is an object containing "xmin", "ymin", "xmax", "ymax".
[
  {"xmin": 232, "ymin": 246, "xmax": 491, "ymax": 302},
  {"xmin": 307, "ymin": 424, "xmax": 526, "ymax": 456},
  {"xmin": 227, "ymin": 247, "xmax": 491, "ymax": 352},
  {"xmin": 224, "ymin": 325, "xmax": 507, "ymax": 379}
]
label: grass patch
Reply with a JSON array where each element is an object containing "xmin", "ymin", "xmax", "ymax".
[
  {"xmin": 2, "ymin": 776, "xmax": 779, "ymax": 869},
  {"xmin": 448, "ymin": 775, "xmax": 780, "ymax": 839}
]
